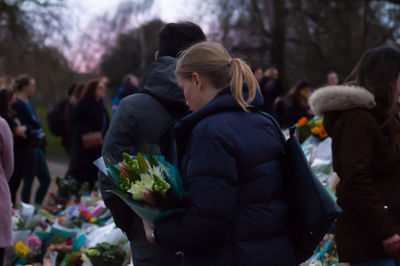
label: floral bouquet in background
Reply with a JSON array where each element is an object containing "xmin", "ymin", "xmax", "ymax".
[
  {"xmin": 296, "ymin": 117, "xmax": 328, "ymax": 143},
  {"xmin": 103, "ymin": 153, "xmax": 187, "ymax": 225}
]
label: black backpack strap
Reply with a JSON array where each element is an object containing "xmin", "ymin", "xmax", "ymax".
[{"xmin": 255, "ymin": 109, "xmax": 292, "ymax": 144}]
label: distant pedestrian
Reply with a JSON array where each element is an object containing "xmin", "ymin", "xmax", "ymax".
[
  {"xmin": 112, "ymin": 74, "xmax": 140, "ymax": 115},
  {"xmin": 69, "ymin": 79, "xmax": 109, "ymax": 189},
  {"xmin": 275, "ymin": 80, "xmax": 313, "ymax": 128},
  {"xmin": 259, "ymin": 66, "xmax": 284, "ymax": 115},
  {"xmin": 0, "ymin": 88, "xmax": 28, "ymax": 204},
  {"xmin": 13, "ymin": 75, "xmax": 50, "ymax": 206}
]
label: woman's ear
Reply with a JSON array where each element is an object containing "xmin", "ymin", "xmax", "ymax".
[{"xmin": 192, "ymin": 72, "xmax": 202, "ymax": 89}]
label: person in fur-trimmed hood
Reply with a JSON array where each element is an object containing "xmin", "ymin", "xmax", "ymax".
[{"xmin": 309, "ymin": 47, "xmax": 400, "ymax": 265}]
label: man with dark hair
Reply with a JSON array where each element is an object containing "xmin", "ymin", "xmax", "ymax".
[
  {"xmin": 326, "ymin": 70, "xmax": 339, "ymax": 85},
  {"xmin": 99, "ymin": 22, "xmax": 206, "ymax": 266}
]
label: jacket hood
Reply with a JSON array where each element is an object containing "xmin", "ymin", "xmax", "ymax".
[
  {"xmin": 309, "ymin": 85, "xmax": 376, "ymax": 117},
  {"xmin": 142, "ymin": 56, "xmax": 185, "ymax": 104}
]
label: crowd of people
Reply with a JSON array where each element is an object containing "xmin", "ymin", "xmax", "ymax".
[{"xmin": 0, "ymin": 20, "xmax": 399, "ymax": 266}]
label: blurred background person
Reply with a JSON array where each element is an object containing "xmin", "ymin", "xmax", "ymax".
[
  {"xmin": 69, "ymin": 79, "xmax": 109, "ymax": 189},
  {"xmin": 0, "ymin": 115, "xmax": 13, "ymax": 266},
  {"xmin": 275, "ymin": 80, "xmax": 313, "ymax": 128},
  {"xmin": 326, "ymin": 70, "xmax": 339, "ymax": 86},
  {"xmin": 0, "ymin": 76, "xmax": 15, "ymax": 93},
  {"xmin": 253, "ymin": 68, "xmax": 263, "ymax": 83},
  {"xmin": 112, "ymin": 74, "xmax": 140, "ymax": 115},
  {"xmin": 0, "ymin": 88, "xmax": 28, "ymax": 204},
  {"xmin": 13, "ymin": 75, "xmax": 50, "ymax": 206},
  {"xmin": 259, "ymin": 66, "xmax": 284, "ymax": 115}
]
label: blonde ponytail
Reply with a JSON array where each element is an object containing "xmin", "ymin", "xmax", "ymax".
[
  {"xmin": 230, "ymin": 59, "xmax": 258, "ymax": 112},
  {"xmin": 176, "ymin": 41, "xmax": 259, "ymax": 112}
]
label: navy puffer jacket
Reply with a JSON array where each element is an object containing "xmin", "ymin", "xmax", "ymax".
[{"xmin": 155, "ymin": 88, "xmax": 295, "ymax": 266}]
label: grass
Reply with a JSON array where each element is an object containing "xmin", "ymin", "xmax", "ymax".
[{"xmin": 37, "ymin": 108, "xmax": 68, "ymax": 161}]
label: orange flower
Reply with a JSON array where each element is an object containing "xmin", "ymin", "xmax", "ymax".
[
  {"xmin": 311, "ymin": 127, "xmax": 322, "ymax": 135},
  {"xmin": 58, "ymin": 217, "xmax": 65, "ymax": 222},
  {"xmin": 319, "ymin": 128, "xmax": 328, "ymax": 139},
  {"xmin": 298, "ymin": 117, "xmax": 308, "ymax": 127}
]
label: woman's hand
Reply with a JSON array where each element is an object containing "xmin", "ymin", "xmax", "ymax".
[
  {"xmin": 15, "ymin": 125, "xmax": 27, "ymax": 138},
  {"xmin": 383, "ymin": 234, "xmax": 400, "ymax": 254},
  {"xmin": 143, "ymin": 220, "xmax": 156, "ymax": 244}
]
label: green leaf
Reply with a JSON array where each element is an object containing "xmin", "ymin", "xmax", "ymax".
[
  {"xmin": 147, "ymin": 153, "xmax": 158, "ymax": 168},
  {"xmin": 137, "ymin": 153, "xmax": 149, "ymax": 172}
]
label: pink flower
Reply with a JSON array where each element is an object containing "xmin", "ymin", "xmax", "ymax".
[
  {"xmin": 11, "ymin": 209, "xmax": 16, "ymax": 216},
  {"xmin": 40, "ymin": 220, "xmax": 49, "ymax": 230},
  {"xmin": 28, "ymin": 236, "xmax": 42, "ymax": 249}
]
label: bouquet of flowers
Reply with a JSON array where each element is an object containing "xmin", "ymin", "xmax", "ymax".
[
  {"xmin": 296, "ymin": 117, "xmax": 328, "ymax": 143},
  {"xmin": 103, "ymin": 153, "xmax": 187, "ymax": 225},
  {"xmin": 84, "ymin": 242, "xmax": 127, "ymax": 266}
]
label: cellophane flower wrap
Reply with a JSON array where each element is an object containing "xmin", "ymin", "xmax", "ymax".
[{"xmin": 104, "ymin": 153, "xmax": 187, "ymax": 226}]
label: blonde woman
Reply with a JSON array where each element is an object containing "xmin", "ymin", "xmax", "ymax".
[{"xmin": 143, "ymin": 42, "xmax": 295, "ymax": 266}]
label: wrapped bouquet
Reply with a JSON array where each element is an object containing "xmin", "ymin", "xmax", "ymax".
[{"xmin": 103, "ymin": 153, "xmax": 187, "ymax": 225}]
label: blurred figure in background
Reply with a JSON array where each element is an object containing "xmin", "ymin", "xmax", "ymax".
[
  {"xmin": 326, "ymin": 70, "xmax": 339, "ymax": 86},
  {"xmin": 0, "ymin": 115, "xmax": 13, "ymax": 266},
  {"xmin": 0, "ymin": 88, "xmax": 28, "ymax": 204},
  {"xmin": 275, "ymin": 80, "xmax": 313, "ymax": 128},
  {"xmin": 0, "ymin": 76, "xmax": 14, "ymax": 92},
  {"xmin": 259, "ymin": 66, "xmax": 284, "ymax": 115},
  {"xmin": 112, "ymin": 74, "xmax": 140, "ymax": 115},
  {"xmin": 13, "ymin": 75, "xmax": 50, "ymax": 206},
  {"xmin": 253, "ymin": 68, "xmax": 263, "ymax": 83},
  {"xmin": 69, "ymin": 79, "xmax": 109, "ymax": 189}
]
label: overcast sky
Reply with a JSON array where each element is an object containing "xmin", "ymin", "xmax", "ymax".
[{"xmin": 67, "ymin": 0, "xmax": 202, "ymax": 40}]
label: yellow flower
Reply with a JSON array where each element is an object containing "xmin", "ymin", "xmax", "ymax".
[
  {"xmin": 314, "ymin": 120, "xmax": 323, "ymax": 127},
  {"xmin": 311, "ymin": 127, "xmax": 322, "ymax": 135},
  {"xmin": 15, "ymin": 241, "xmax": 30, "ymax": 258},
  {"xmin": 89, "ymin": 217, "xmax": 96, "ymax": 223},
  {"xmin": 298, "ymin": 117, "xmax": 308, "ymax": 127}
]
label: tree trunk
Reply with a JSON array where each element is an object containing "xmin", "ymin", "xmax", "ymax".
[{"xmin": 270, "ymin": 0, "xmax": 288, "ymax": 90}]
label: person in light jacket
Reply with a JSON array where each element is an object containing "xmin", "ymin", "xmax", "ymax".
[{"xmin": 0, "ymin": 117, "xmax": 14, "ymax": 266}]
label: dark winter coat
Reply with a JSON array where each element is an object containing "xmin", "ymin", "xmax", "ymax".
[
  {"xmin": 309, "ymin": 85, "xmax": 400, "ymax": 263},
  {"xmin": 259, "ymin": 76, "xmax": 283, "ymax": 115},
  {"xmin": 69, "ymin": 96, "xmax": 109, "ymax": 187},
  {"xmin": 154, "ymin": 88, "xmax": 295, "ymax": 266},
  {"xmin": 12, "ymin": 98, "xmax": 44, "ymax": 154},
  {"xmin": 275, "ymin": 95, "xmax": 313, "ymax": 129},
  {"xmin": 99, "ymin": 56, "xmax": 186, "ymax": 266}
]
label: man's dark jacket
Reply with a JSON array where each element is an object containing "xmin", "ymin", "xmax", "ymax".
[{"xmin": 99, "ymin": 56, "xmax": 185, "ymax": 266}]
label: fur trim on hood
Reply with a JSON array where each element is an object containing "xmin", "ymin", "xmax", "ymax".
[{"xmin": 309, "ymin": 85, "xmax": 376, "ymax": 117}]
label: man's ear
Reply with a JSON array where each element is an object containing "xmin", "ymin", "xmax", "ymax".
[{"xmin": 154, "ymin": 51, "xmax": 159, "ymax": 61}]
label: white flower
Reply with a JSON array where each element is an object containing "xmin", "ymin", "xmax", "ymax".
[
  {"xmin": 148, "ymin": 166, "xmax": 165, "ymax": 179},
  {"xmin": 12, "ymin": 216, "xmax": 21, "ymax": 230},
  {"xmin": 127, "ymin": 181, "xmax": 145, "ymax": 201},
  {"xmin": 140, "ymin": 173, "xmax": 154, "ymax": 189},
  {"xmin": 309, "ymin": 261, "xmax": 322, "ymax": 266}
]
